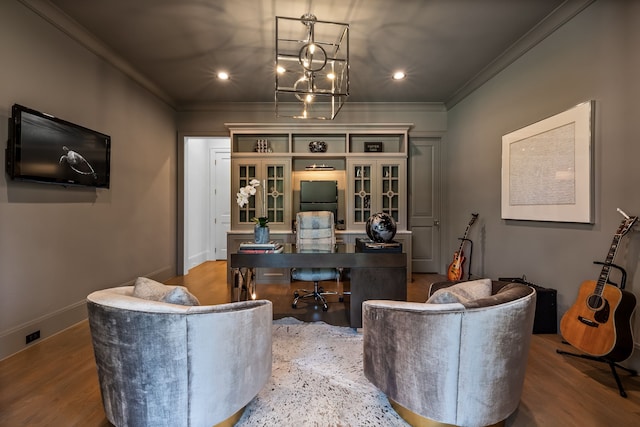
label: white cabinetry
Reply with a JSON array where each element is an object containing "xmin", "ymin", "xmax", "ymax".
[{"xmin": 227, "ymin": 123, "xmax": 412, "ymax": 283}]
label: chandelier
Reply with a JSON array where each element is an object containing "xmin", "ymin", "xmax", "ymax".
[{"xmin": 275, "ymin": 14, "xmax": 349, "ymax": 120}]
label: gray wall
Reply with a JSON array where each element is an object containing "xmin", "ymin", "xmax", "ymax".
[
  {"xmin": 0, "ymin": 1, "xmax": 178, "ymax": 359},
  {"xmin": 445, "ymin": 0, "xmax": 640, "ymax": 365}
]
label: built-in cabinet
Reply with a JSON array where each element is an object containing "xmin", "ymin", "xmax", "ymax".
[{"xmin": 227, "ymin": 123, "xmax": 413, "ymax": 283}]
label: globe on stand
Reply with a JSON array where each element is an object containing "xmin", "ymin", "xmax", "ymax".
[{"xmin": 366, "ymin": 212, "xmax": 397, "ymax": 243}]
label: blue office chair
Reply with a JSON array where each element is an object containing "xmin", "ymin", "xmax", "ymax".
[{"xmin": 291, "ymin": 211, "xmax": 341, "ymax": 311}]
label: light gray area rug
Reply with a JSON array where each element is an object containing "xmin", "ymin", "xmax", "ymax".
[{"xmin": 236, "ymin": 318, "xmax": 409, "ymax": 426}]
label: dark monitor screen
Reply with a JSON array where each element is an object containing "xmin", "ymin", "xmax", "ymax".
[{"xmin": 300, "ymin": 180, "xmax": 337, "ymax": 203}]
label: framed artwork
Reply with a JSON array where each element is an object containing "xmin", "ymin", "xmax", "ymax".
[
  {"xmin": 501, "ymin": 101, "xmax": 594, "ymax": 223},
  {"xmin": 364, "ymin": 142, "xmax": 383, "ymax": 152}
]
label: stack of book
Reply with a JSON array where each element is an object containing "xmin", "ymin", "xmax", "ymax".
[
  {"xmin": 355, "ymin": 238, "xmax": 402, "ymax": 253},
  {"xmin": 238, "ymin": 241, "xmax": 284, "ymax": 253}
]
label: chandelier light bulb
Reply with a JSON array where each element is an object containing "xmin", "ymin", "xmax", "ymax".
[{"xmin": 277, "ymin": 66, "xmax": 286, "ymax": 74}]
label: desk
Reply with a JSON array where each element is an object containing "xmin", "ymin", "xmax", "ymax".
[{"xmin": 230, "ymin": 244, "xmax": 407, "ymax": 328}]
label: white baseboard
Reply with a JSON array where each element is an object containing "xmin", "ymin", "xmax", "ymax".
[
  {"xmin": 0, "ymin": 266, "xmax": 175, "ymax": 361},
  {"xmin": 0, "ymin": 300, "xmax": 87, "ymax": 361},
  {"xmin": 187, "ymin": 251, "xmax": 210, "ymax": 272}
]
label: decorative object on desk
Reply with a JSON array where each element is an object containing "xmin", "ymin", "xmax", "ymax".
[
  {"xmin": 356, "ymin": 237, "xmax": 402, "ymax": 253},
  {"xmin": 364, "ymin": 141, "xmax": 383, "ymax": 152},
  {"xmin": 308, "ymin": 140, "xmax": 327, "ymax": 153},
  {"xmin": 366, "ymin": 212, "xmax": 397, "ymax": 243},
  {"xmin": 254, "ymin": 223, "xmax": 270, "ymax": 244},
  {"xmin": 239, "ymin": 241, "xmax": 283, "ymax": 253},
  {"xmin": 237, "ymin": 179, "xmax": 269, "ymax": 234}
]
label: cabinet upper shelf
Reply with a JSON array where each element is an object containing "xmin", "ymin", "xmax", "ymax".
[{"xmin": 227, "ymin": 123, "xmax": 412, "ymax": 157}]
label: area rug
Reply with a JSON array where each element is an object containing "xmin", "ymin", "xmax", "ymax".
[{"xmin": 236, "ymin": 318, "xmax": 409, "ymax": 426}]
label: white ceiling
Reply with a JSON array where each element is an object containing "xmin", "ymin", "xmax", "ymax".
[{"xmin": 30, "ymin": 0, "xmax": 593, "ymax": 110}]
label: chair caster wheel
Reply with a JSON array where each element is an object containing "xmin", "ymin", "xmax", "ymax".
[
  {"xmin": 292, "ymin": 303, "xmax": 297, "ymax": 309},
  {"xmin": 294, "ymin": 292, "xmax": 299, "ymax": 298},
  {"xmin": 322, "ymin": 305, "xmax": 328, "ymax": 311},
  {"xmin": 339, "ymin": 297, "xmax": 344, "ymax": 302}
]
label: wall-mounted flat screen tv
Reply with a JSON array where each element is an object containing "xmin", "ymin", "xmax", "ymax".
[{"xmin": 6, "ymin": 104, "xmax": 111, "ymax": 188}]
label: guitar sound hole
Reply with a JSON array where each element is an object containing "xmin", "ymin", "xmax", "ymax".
[{"xmin": 587, "ymin": 294, "xmax": 604, "ymax": 310}]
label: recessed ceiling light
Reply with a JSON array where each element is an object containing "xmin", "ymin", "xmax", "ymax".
[
  {"xmin": 392, "ymin": 71, "xmax": 406, "ymax": 80},
  {"xmin": 217, "ymin": 71, "xmax": 230, "ymax": 80}
]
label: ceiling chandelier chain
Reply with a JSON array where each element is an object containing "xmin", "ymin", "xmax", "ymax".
[{"xmin": 275, "ymin": 14, "xmax": 349, "ymax": 120}]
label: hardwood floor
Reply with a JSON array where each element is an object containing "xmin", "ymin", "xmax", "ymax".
[{"xmin": 1, "ymin": 261, "xmax": 639, "ymax": 426}]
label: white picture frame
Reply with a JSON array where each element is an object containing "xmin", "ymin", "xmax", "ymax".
[{"xmin": 501, "ymin": 101, "xmax": 594, "ymax": 223}]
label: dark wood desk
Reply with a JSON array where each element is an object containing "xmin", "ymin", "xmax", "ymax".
[{"xmin": 230, "ymin": 244, "xmax": 407, "ymax": 328}]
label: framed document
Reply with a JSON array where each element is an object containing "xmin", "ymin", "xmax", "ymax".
[
  {"xmin": 364, "ymin": 142, "xmax": 383, "ymax": 152},
  {"xmin": 501, "ymin": 101, "xmax": 594, "ymax": 223}
]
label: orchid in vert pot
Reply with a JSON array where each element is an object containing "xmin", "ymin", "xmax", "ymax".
[{"xmin": 237, "ymin": 179, "xmax": 269, "ymax": 242}]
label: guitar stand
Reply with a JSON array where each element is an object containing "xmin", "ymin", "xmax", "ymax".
[
  {"xmin": 556, "ymin": 345, "xmax": 637, "ymax": 397},
  {"xmin": 457, "ymin": 237, "xmax": 473, "ymax": 280},
  {"xmin": 556, "ymin": 262, "xmax": 637, "ymax": 398}
]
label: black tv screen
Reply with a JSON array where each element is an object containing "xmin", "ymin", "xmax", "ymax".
[
  {"xmin": 6, "ymin": 104, "xmax": 111, "ymax": 188},
  {"xmin": 300, "ymin": 180, "xmax": 337, "ymax": 203}
]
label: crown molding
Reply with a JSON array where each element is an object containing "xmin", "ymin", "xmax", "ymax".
[
  {"xmin": 19, "ymin": 0, "xmax": 176, "ymax": 108},
  {"xmin": 445, "ymin": 0, "xmax": 597, "ymax": 109}
]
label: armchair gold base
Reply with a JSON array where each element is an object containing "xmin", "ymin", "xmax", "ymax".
[
  {"xmin": 214, "ymin": 406, "xmax": 246, "ymax": 427},
  {"xmin": 389, "ymin": 399, "xmax": 505, "ymax": 427}
]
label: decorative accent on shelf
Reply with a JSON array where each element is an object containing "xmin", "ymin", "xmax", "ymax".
[
  {"xmin": 305, "ymin": 164, "xmax": 335, "ymax": 170},
  {"xmin": 364, "ymin": 142, "xmax": 383, "ymax": 152},
  {"xmin": 255, "ymin": 139, "xmax": 272, "ymax": 153},
  {"xmin": 308, "ymin": 140, "xmax": 327, "ymax": 152},
  {"xmin": 275, "ymin": 14, "xmax": 349, "ymax": 120}
]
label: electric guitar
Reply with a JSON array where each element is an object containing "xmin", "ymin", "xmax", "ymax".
[
  {"xmin": 447, "ymin": 213, "xmax": 478, "ymax": 281},
  {"xmin": 560, "ymin": 209, "xmax": 638, "ymax": 360}
]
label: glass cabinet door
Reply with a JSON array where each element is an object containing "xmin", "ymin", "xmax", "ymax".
[
  {"xmin": 352, "ymin": 163, "xmax": 372, "ymax": 224},
  {"xmin": 232, "ymin": 158, "xmax": 291, "ymax": 230},
  {"xmin": 380, "ymin": 164, "xmax": 400, "ymax": 222},
  {"xmin": 265, "ymin": 164, "xmax": 286, "ymax": 224}
]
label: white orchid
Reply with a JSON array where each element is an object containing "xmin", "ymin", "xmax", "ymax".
[{"xmin": 236, "ymin": 179, "xmax": 261, "ymax": 208}]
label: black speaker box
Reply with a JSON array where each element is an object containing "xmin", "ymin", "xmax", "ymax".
[
  {"xmin": 498, "ymin": 278, "xmax": 557, "ymax": 334},
  {"xmin": 530, "ymin": 285, "xmax": 557, "ymax": 334}
]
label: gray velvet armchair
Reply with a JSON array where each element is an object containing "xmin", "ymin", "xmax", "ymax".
[
  {"xmin": 87, "ymin": 285, "xmax": 272, "ymax": 427},
  {"xmin": 363, "ymin": 280, "xmax": 536, "ymax": 427}
]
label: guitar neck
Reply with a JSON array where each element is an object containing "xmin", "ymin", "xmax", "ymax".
[{"xmin": 596, "ymin": 233, "xmax": 621, "ymax": 292}]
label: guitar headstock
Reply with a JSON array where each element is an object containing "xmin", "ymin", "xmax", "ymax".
[
  {"xmin": 617, "ymin": 216, "xmax": 638, "ymax": 237},
  {"xmin": 469, "ymin": 213, "xmax": 479, "ymax": 226}
]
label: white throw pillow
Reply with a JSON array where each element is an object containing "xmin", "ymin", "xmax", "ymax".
[
  {"xmin": 426, "ymin": 278, "xmax": 492, "ymax": 304},
  {"xmin": 133, "ymin": 277, "xmax": 200, "ymax": 306}
]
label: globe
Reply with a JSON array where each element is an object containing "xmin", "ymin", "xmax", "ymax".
[{"xmin": 366, "ymin": 212, "xmax": 397, "ymax": 243}]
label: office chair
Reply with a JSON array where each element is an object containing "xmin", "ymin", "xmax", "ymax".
[{"xmin": 291, "ymin": 211, "xmax": 340, "ymax": 311}]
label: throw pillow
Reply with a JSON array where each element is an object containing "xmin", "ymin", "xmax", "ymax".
[
  {"xmin": 132, "ymin": 277, "xmax": 200, "ymax": 306},
  {"xmin": 426, "ymin": 278, "xmax": 492, "ymax": 304},
  {"xmin": 162, "ymin": 286, "xmax": 200, "ymax": 306},
  {"xmin": 133, "ymin": 277, "xmax": 169, "ymax": 301}
]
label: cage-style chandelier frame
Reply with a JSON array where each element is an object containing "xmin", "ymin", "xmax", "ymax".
[{"xmin": 275, "ymin": 14, "xmax": 349, "ymax": 120}]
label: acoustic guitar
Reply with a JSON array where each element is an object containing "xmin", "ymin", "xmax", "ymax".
[
  {"xmin": 447, "ymin": 213, "xmax": 478, "ymax": 281},
  {"xmin": 560, "ymin": 210, "xmax": 637, "ymax": 360}
]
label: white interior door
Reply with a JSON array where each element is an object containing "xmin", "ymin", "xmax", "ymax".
[{"xmin": 212, "ymin": 150, "xmax": 231, "ymax": 260}]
